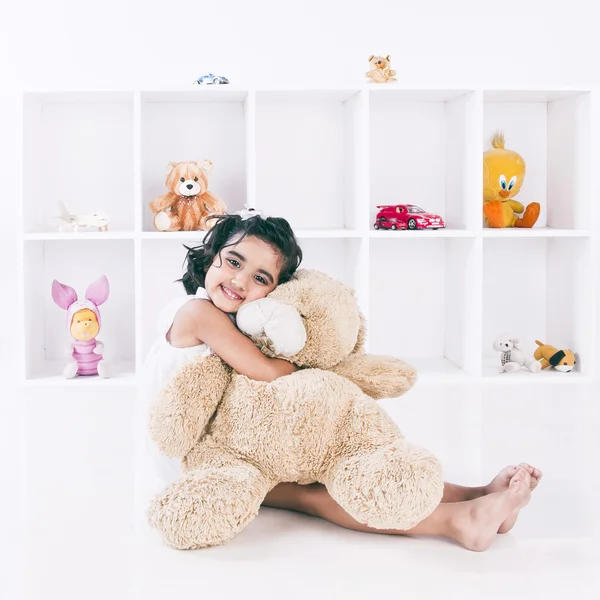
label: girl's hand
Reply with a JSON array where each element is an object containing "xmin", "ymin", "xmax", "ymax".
[
  {"xmin": 269, "ymin": 358, "xmax": 298, "ymax": 380},
  {"xmin": 183, "ymin": 299, "xmax": 297, "ymax": 383}
]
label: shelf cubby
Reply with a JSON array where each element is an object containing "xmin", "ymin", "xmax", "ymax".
[
  {"xmin": 140, "ymin": 90, "xmax": 249, "ymax": 232},
  {"xmin": 255, "ymin": 90, "xmax": 367, "ymax": 231},
  {"xmin": 482, "ymin": 237, "xmax": 593, "ymax": 378},
  {"xmin": 22, "ymin": 92, "xmax": 135, "ymax": 235},
  {"xmin": 368, "ymin": 237, "xmax": 480, "ymax": 381},
  {"xmin": 22, "ymin": 239, "xmax": 136, "ymax": 384},
  {"xmin": 369, "ymin": 88, "xmax": 480, "ymax": 233},
  {"xmin": 483, "ymin": 89, "xmax": 591, "ymax": 232}
]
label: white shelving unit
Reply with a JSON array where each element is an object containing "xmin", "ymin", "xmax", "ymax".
[
  {"xmin": 17, "ymin": 85, "xmax": 599, "ymax": 387},
  {"xmin": 16, "ymin": 85, "xmax": 600, "ymax": 547}
]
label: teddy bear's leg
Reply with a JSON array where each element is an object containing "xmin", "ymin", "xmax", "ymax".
[
  {"xmin": 322, "ymin": 436, "xmax": 444, "ymax": 531},
  {"xmin": 503, "ymin": 361, "xmax": 521, "ymax": 373},
  {"xmin": 154, "ymin": 212, "xmax": 172, "ymax": 231},
  {"xmin": 154, "ymin": 212, "xmax": 181, "ymax": 232},
  {"xmin": 167, "ymin": 214, "xmax": 182, "ymax": 232},
  {"xmin": 148, "ymin": 457, "xmax": 277, "ymax": 550}
]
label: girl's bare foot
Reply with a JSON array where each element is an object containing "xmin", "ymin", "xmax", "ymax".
[
  {"xmin": 485, "ymin": 463, "xmax": 542, "ymax": 533},
  {"xmin": 486, "ymin": 463, "xmax": 543, "ymax": 495},
  {"xmin": 453, "ymin": 468, "xmax": 532, "ymax": 551}
]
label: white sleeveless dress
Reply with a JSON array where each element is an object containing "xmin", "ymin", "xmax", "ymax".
[{"xmin": 135, "ymin": 287, "xmax": 227, "ymax": 518}]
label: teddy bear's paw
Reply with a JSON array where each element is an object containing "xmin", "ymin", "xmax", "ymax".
[
  {"xmin": 330, "ymin": 354, "xmax": 417, "ymax": 399},
  {"xmin": 154, "ymin": 212, "xmax": 172, "ymax": 231},
  {"xmin": 148, "ymin": 464, "xmax": 274, "ymax": 550},
  {"xmin": 326, "ymin": 440, "xmax": 444, "ymax": 530},
  {"xmin": 237, "ymin": 298, "xmax": 307, "ymax": 357}
]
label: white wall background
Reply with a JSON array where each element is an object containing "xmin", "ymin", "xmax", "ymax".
[{"xmin": 1, "ymin": 1, "xmax": 599, "ymax": 597}]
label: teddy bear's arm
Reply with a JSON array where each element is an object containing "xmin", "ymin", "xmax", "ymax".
[
  {"xmin": 201, "ymin": 191, "xmax": 227, "ymax": 214},
  {"xmin": 149, "ymin": 354, "xmax": 232, "ymax": 458},
  {"xmin": 149, "ymin": 193, "xmax": 176, "ymax": 213},
  {"xmin": 330, "ymin": 354, "xmax": 417, "ymax": 400},
  {"xmin": 198, "ymin": 191, "xmax": 228, "ymax": 229}
]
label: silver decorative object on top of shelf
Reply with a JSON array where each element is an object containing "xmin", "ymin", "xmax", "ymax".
[{"xmin": 193, "ymin": 73, "xmax": 230, "ymax": 85}]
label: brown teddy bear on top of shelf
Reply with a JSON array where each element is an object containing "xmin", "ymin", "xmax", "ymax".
[
  {"xmin": 366, "ymin": 55, "xmax": 397, "ymax": 83},
  {"xmin": 149, "ymin": 160, "xmax": 227, "ymax": 232}
]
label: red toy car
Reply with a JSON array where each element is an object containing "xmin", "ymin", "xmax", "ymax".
[{"xmin": 373, "ymin": 204, "xmax": 445, "ymax": 231}]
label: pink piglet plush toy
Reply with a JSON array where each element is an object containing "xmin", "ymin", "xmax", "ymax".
[{"xmin": 51, "ymin": 275, "xmax": 110, "ymax": 379}]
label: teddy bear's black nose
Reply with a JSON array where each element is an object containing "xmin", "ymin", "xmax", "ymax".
[{"xmin": 186, "ymin": 184, "xmax": 193, "ymax": 190}]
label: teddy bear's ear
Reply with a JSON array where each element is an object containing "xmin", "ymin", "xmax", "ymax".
[
  {"xmin": 166, "ymin": 162, "xmax": 178, "ymax": 177},
  {"xmin": 511, "ymin": 338, "xmax": 522, "ymax": 350},
  {"xmin": 386, "ymin": 55, "xmax": 391, "ymax": 61},
  {"xmin": 368, "ymin": 55, "xmax": 374, "ymax": 61},
  {"xmin": 197, "ymin": 159, "xmax": 213, "ymax": 174}
]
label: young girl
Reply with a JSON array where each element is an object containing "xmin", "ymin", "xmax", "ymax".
[{"xmin": 141, "ymin": 210, "xmax": 542, "ymax": 551}]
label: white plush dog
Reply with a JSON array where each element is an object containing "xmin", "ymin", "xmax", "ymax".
[{"xmin": 493, "ymin": 334, "xmax": 541, "ymax": 373}]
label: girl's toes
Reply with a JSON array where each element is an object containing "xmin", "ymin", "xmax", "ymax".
[
  {"xmin": 500, "ymin": 465, "xmax": 518, "ymax": 480},
  {"xmin": 511, "ymin": 467, "xmax": 530, "ymax": 486}
]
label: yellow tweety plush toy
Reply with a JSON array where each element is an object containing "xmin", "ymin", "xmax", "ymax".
[{"xmin": 483, "ymin": 132, "xmax": 540, "ymax": 228}]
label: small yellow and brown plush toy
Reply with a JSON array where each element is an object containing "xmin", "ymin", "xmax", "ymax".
[
  {"xmin": 148, "ymin": 269, "xmax": 443, "ymax": 549},
  {"xmin": 534, "ymin": 340, "xmax": 576, "ymax": 372},
  {"xmin": 149, "ymin": 160, "xmax": 227, "ymax": 232},
  {"xmin": 483, "ymin": 132, "xmax": 540, "ymax": 228},
  {"xmin": 366, "ymin": 55, "xmax": 397, "ymax": 83}
]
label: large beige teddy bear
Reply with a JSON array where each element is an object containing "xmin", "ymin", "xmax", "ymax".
[{"xmin": 148, "ymin": 269, "xmax": 443, "ymax": 549}]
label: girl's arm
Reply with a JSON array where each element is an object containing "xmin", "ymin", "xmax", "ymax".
[{"xmin": 185, "ymin": 299, "xmax": 297, "ymax": 382}]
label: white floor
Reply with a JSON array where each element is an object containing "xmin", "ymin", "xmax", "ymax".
[
  {"xmin": 2, "ymin": 374, "xmax": 599, "ymax": 599},
  {"xmin": 15, "ymin": 509, "xmax": 600, "ymax": 600}
]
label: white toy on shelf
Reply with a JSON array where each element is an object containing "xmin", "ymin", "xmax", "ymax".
[
  {"xmin": 56, "ymin": 201, "xmax": 110, "ymax": 232},
  {"xmin": 493, "ymin": 334, "xmax": 541, "ymax": 373}
]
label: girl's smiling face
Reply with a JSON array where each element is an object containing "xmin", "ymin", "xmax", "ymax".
[{"xmin": 204, "ymin": 235, "xmax": 281, "ymax": 313}]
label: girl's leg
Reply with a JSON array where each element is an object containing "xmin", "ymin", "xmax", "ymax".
[
  {"xmin": 263, "ymin": 465, "xmax": 540, "ymax": 511},
  {"xmin": 264, "ymin": 480, "xmax": 484, "ymax": 510},
  {"xmin": 262, "ymin": 467, "xmax": 532, "ymax": 552},
  {"xmin": 441, "ymin": 482, "xmax": 484, "ymax": 502}
]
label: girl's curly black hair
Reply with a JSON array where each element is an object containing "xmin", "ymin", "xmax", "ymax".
[{"xmin": 179, "ymin": 212, "xmax": 303, "ymax": 295}]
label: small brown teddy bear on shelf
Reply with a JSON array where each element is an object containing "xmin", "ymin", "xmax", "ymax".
[
  {"xmin": 366, "ymin": 55, "xmax": 397, "ymax": 83},
  {"xmin": 149, "ymin": 160, "xmax": 227, "ymax": 232}
]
